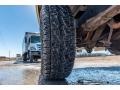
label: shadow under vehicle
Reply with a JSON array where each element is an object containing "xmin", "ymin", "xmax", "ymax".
[{"xmin": 36, "ymin": 5, "xmax": 120, "ymax": 81}]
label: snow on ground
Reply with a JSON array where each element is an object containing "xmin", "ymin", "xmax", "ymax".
[
  {"xmin": 67, "ymin": 66, "xmax": 120, "ymax": 85},
  {"xmin": 1, "ymin": 55, "xmax": 120, "ymax": 85}
]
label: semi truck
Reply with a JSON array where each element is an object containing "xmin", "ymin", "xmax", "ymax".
[
  {"xmin": 36, "ymin": 5, "xmax": 120, "ymax": 80},
  {"xmin": 22, "ymin": 32, "xmax": 41, "ymax": 63}
]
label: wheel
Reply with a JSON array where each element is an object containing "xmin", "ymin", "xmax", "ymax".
[
  {"xmin": 34, "ymin": 57, "xmax": 38, "ymax": 62},
  {"xmin": 28, "ymin": 51, "xmax": 34, "ymax": 63},
  {"xmin": 23, "ymin": 52, "xmax": 27, "ymax": 62},
  {"xmin": 34, "ymin": 58, "xmax": 38, "ymax": 62},
  {"xmin": 30, "ymin": 56, "xmax": 33, "ymax": 63},
  {"xmin": 40, "ymin": 5, "xmax": 75, "ymax": 80}
]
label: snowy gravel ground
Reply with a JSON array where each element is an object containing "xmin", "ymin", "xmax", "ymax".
[
  {"xmin": 1, "ymin": 55, "xmax": 120, "ymax": 85},
  {"xmin": 67, "ymin": 66, "xmax": 120, "ymax": 85}
]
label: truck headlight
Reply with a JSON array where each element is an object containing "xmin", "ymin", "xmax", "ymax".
[{"xmin": 30, "ymin": 47, "xmax": 36, "ymax": 51}]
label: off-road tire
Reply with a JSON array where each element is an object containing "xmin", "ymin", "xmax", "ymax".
[{"xmin": 40, "ymin": 5, "xmax": 75, "ymax": 80}]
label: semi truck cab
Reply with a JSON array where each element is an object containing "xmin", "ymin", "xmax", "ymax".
[{"xmin": 22, "ymin": 32, "xmax": 41, "ymax": 63}]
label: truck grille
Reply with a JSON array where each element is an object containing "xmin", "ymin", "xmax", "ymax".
[{"xmin": 37, "ymin": 44, "xmax": 41, "ymax": 50}]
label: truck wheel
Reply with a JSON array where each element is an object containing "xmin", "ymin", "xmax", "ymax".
[
  {"xmin": 23, "ymin": 53, "xmax": 27, "ymax": 62},
  {"xmin": 40, "ymin": 6, "xmax": 75, "ymax": 80},
  {"xmin": 30, "ymin": 56, "xmax": 33, "ymax": 63}
]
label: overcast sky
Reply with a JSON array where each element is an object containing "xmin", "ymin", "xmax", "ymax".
[{"xmin": 0, "ymin": 5, "xmax": 39, "ymax": 57}]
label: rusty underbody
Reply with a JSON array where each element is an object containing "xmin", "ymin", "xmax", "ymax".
[
  {"xmin": 69, "ymin": 5, "xmax": 120, "ymax": 53},
  {"xmin": 36, "ymin": 5, "xmax": 120, "ymax": 53}
]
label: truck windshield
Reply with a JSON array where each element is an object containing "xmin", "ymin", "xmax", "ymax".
[{"xmin": 31, "ymin": 36, "xmax": 40, "ymax": 43}]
